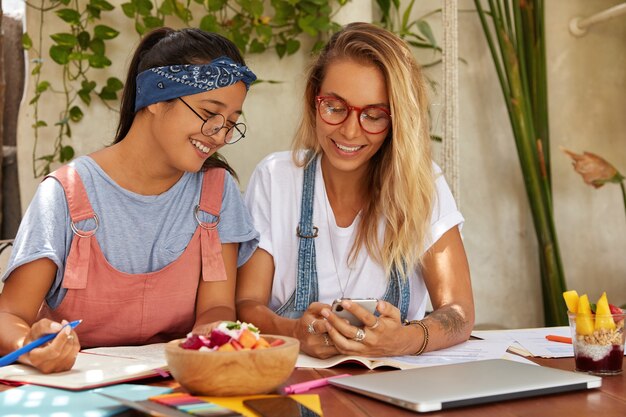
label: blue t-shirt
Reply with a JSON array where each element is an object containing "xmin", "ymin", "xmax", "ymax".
[{"xmin": 2, "ymin": 156, "xmax": 259, "ymax": 309}]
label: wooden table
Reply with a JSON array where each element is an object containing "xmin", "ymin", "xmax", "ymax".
[
  {"xmin": 288, "ymin": 357, "xmax": 626, "ymax": 417},
  {"xmin": 1, "ymin": 356, "xmax": 624, "ymax": 416}
]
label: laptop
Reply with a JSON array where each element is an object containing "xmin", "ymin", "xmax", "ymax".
[{"xmin": 329, "ymin": 359, "xmax": 601, "ymax": 413}]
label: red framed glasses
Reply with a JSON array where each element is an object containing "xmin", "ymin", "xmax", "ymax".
[{"xmin": 315, "ymin": 96, "xmax": 391, "ymax": 134}]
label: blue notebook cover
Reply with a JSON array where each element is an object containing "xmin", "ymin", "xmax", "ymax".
[{"xmin": 0, "ymin": 383, "xmax": 171, "ymax": 417}]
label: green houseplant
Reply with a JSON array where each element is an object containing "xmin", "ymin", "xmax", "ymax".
[{"xmin": 474, "ymin": 0, "xmax": 567, "ymax": 325}]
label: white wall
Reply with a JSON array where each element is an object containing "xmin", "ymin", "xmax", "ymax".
[{"xmin": 14, "ymin": 1, "xmax": 626, "ymax": 326}]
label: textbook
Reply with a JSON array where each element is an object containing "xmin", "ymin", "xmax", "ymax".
[
  {"xmin": 295, "ymin": 339, "xmax": 513, "ymax": 370},
  {"xmin": 0, "ymin": 343, "xmax": 169, "ymax": 390},
  {"xmin": 296, "ymin": 353, "xmax": 421, "ymax": 370}
]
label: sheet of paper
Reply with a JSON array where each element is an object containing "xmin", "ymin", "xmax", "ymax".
[
  {"xmin": 382, "ymin": 339, "xmax": 512, "ymax": 367},
  {"xmin": 0, "ymin": 350, "xmax": 168, "ymax": 390},
  {"xmin": 83, "ymin": 342, "xmax": 167, "ymax": 364},
  {"xmin": 472, "ymin": 326, "xmax": 573, "ymax": 358}
]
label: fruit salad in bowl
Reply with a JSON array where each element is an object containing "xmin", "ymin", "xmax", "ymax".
[
  {"xmin": 564, "ymin": 290, "xmax": 625, "ymax": 375},
  {"xmin": 165, "ymin": 321, "xmax": 299, "ymax": 395}
]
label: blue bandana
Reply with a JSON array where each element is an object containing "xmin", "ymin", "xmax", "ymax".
[{"xmin": 134, "ymin": 56, "xmax": 257, "ymax": 112}]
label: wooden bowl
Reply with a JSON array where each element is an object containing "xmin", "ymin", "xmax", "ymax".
[{"xmin": 164, "ymin": 335, "xmax": 300, "ymax": 396}]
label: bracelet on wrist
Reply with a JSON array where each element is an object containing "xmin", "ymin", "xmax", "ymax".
[{"xmin": 403, "ymin": 319, "xmax": 429, "ymax": 356}]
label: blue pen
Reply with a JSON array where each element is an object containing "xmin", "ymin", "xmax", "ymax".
[{"xmin": 0, "ymin": 319, "xmax": 82, "ymax": 367}]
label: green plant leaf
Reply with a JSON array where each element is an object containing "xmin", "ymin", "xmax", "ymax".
[
  {"xmin": 77, "ymin": 31, "xmax": 91, "ymax": 49},
  {"xmin": 298, "ymin": 15, "xmax": 317, "ymax": 37},
  {"xmin": 94, "ymin": 25, "xmax": 120, "ymax": 40},
  {"xmin": 22, "ymin": 32, "xmax": 33, "ymax": 50},
  {"xmin": 33, "ymin": 120, "xmax": 48, "ymax": 128},
  {"xmin": 90, "ymin": 0, "xmax": 115, "ymax": 11},
  {"xmin": 134, "ymin": 0, "xmax": 154, "ymax": 15},
  {"xmin": 106, "ymin": 77, "xmax": 124, "ymax": 91},
  {"xmin": 50, "ymin": 33, "xmax": 78, "ymax": 47},
  {"xmin": 207, "ymin": 0, "xmax": 227, "ymax": 11},
  {"xmin": 89, "ymin": 54, "xmax": 112, "ymax": 68},
  {"xmin": 69, "ymin": 106, "xmax": 84, "ymax": 122},
  {"xmin": 87, "ymin": 5, "xmax": 102, "ymax": 19},
  {"xmin": 286, "ymin": 38, "xmax": 300, "ymax": 55},
  {"xmin": 89, "ymin": 38, "xmax": 105, "ymax": 55},
  {"xmin": 50, "ymin": 45, "xmax": 71, "ymax": 64},
  {"xmin": 78, "ymin": 90, "xmax": 91, "ymax": 105},
  {"xmin": 121, "ymin": 2, "xmax": 136, "ymax": 17},
  {"xmin": 255, "ymin": 24, "xmax": 272, "ymax": 43},
  {"xmin": 143, "ymin": 15, "xmax": 164, "ymax": 29},
  {"xmin": 417, "ymin": 20, "xmax": 437, "ymax": 48},
  {"xmin": 158, "ymin": 0, "xmax": 174, "ymax": 15},
  {"xmin": 36, "ymin": 81, "xmax": 51, "ymax": 93},
  {"xmin": 60, "ymin": 145, "xmax": 75, "ymax": 162},
  {"xmin": 249, "ymin": 38, "xmax": 266, "ymax": 53},
  {"xmin": 275, "ymin": 42, "xmax": 286, "ymax": 58},
  {"xmin": 56, "ymin": 8, "xmax": 81, "ymax": 24},
  {"xmin": 199, "ymin": 15, "xmax": 221, "ymax": 33}
]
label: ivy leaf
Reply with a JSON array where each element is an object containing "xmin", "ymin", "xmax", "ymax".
[
  {"xmin": 134, "ymin": 0, "xmax": 154, "ymax": 16},
  {"xmin": 275, "ymin": 42, "xmax": 286, "ymax": 58},
  {"xmin": 94, "ymin": 25, "xmax": 120, "ymax": 40},
  {"xmin": 143, "ymin": 16, "xmax": 164, "ymax": 30},
  {"xmin": 135, "ymin": 21, "xmax": 146, "ymax": 35},
  {"xmin": 82, "ymin": 80, "xmax": 97, "ymax": 92},
  {"xmin": 158, "ymin": 0, "xmax": 174, "ymax": 15},
  {"xmin": 208, "ymin": 0, "xmax": 227, "ymax": 12},
  {"xmin": 87, "ymin": 5, "xmax": 102, "ymax": 19},
  {"xmin": 89, "ymin": 38, "xmax": 105, "ymax": 55},
  {"xmin": 173, "ymin": 0, "xmax": 192, "ymax": 21},
  {"xmin": 121, "ymin": 2, "xmax": 136, "ymax": 18},
  {"xmin": 58, "ymin": 0, "xmax": 71, "ymax": 5},
  {"xmin": 285, "ymin": 38, "xmax": 300, "ymax": 55},
  {"xmin": 255, "ymin": 24, "xmax": 272, "ymax": 43},
  {"xmin": 106, "ymin": 77, "xmax": 124, "ymax": 91},
  {"xmin": 78, "ymin": 90, "xmax": 92, "ymax": 105},
  {"xmin": 89, "ymin": 54, "xmax": 112, "ymax": 68},
  {"xmin": 297, "ymin": 15, "xmax": 317, "ymax": 37},
  {"xmin": 33, "ymin": 120, "xmax": 48, "ymax": 128},
  {"xmin": 60, "ymin": 145, "xmax": 75, "ymax": 162},
  {"xmin": 50, "ymin": 33, "xmax": 78, "ymax": 47},
  {"xmin": 311, "ymin": 40, "xmax": 325, "ymax": 54},
  {"xmin": 199, "ymin": 15, "xmax": 220, "ymax": 33},
  {"xmin": 50, "ymin": 45, "xmax": 71, "ymax": 64},
  {"xmin": 249, "ymin": 39, "xmax": 265, "ymax": 53},
  {"xmin": 56, "ymin": 8, "xmax": 81, "ymax": 24},
  {"xmin": 90, "ymin": 0, "xmax": 115, "ymax": 11},
  {"xmin": 77, "ymin": 31, "xmax": 91, "ymax": 49},
  {"xmin": 22, "ymin": 33, "xmax": 33, "ymax": 50},
  {"xmin": 69, "ymin": 106, "xmax": 84, "ymax": 122}
]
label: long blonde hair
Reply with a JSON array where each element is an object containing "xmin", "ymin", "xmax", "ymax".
[{"xmin": 292, "ymin": 22, "xmax": 434, "ymax": 279}]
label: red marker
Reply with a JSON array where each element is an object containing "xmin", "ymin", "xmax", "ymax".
[{"xmin": 545, "ymin": 335, "xmax": 572, "ymax": 344}]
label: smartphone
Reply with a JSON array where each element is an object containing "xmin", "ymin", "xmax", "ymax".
[
  {"xmin": 330, "ymin": 298, "xmax": 378, "ymax": 327},
  {"xmin": 243, "ymin": 397, "xmax": 321, "ymax": 417}
]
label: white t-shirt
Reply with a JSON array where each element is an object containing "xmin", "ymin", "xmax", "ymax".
[{"xmin": 244, "ymin": 151, "xmax": 464, "ymax": 320}]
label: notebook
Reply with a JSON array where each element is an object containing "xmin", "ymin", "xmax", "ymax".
[{"xmin": 329, "ymin": 358, "xmax": 602, "ymax": 413}]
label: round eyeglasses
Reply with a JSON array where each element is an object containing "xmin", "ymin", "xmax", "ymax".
[
  {"xmin": 315, "ymin": 96, "xmax": 391, "ymax": 134},
  {"xmin": 178, "ymin": 97, "xmax": 246, "ymax": 144}
]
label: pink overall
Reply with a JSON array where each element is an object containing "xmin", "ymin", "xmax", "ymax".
[{"xmin": 37, "ymin": 166, "xmax": 228, "ymax": 347}]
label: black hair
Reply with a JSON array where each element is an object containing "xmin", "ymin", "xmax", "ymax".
[{"xmin": 114, "ymin": 27, "xmax": 246, "ymax": 176}]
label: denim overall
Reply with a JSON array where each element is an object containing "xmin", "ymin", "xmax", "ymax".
[{"xmin": 276, "ymin": 156, "xmax": 411, "ymax": 320}]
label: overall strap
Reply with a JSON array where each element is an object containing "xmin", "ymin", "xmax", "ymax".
[
  {"xmin": 277, "ymin": 157, "xmax": 319, "ymax": 316},
  {"xmin": 197, "ymin": 168, "xmax": 227, "ymax": 282},
  {"xmin": 46, "ymin": 165, "xmax": 98, "ymax": 289},
  {"xmin": 381, "ymin": 264, "xmax": 411, "ymax": 322}
]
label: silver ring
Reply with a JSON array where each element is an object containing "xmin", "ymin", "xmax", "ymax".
[
  {"xmin": 323, "ymin": 334, "xmax": 332, "ymax": 346},
  {"xmin": 307, "ymin": 320, "xmax": 318, "ymax": 335},
  {"xmin": 368, "ymin": 318, "xmax": 380, "ymax": 330},
  {"xmin": 353, "ymin": 328, "xmax": 366, "ymax": 342}
]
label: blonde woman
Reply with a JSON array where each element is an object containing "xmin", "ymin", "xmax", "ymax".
[{"xmin": 237, "ymin": 22, "xmax": 474, "ymax": 358}]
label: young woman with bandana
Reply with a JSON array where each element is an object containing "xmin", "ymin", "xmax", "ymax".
[
  {"xmin": 237, "ymin": 23, "xmax": 474, "ymax": 359},
  {"xmin": 0, "ymin": 28, "xmax": 259, "ymax": 373}
]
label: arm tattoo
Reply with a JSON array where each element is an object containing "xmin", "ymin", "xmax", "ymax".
[{"xmin": 427, "ymin": 307, "xmax": 466, "ymax": 337}]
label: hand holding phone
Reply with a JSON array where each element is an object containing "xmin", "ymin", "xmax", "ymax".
[{"xmin": 330, "ymin": 298, "xmax": 377, "ymax": 327}]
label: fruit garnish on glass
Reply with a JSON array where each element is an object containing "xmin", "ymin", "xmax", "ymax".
[
  {"xmin": 179, "ymin": 321, "xmax": 285, "ymax": 352},
  {"xmin": 563, "ymin": 290, "xmax": 625, "ymax": 376}
]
